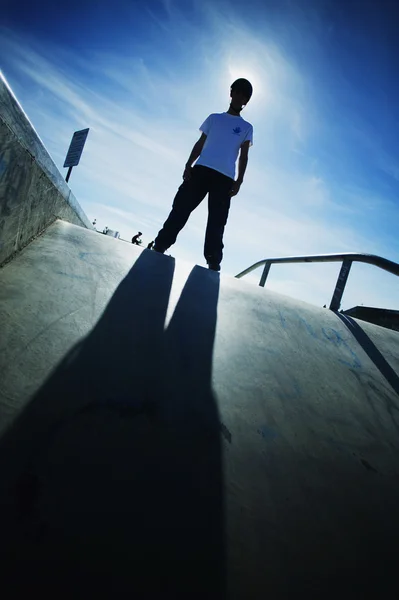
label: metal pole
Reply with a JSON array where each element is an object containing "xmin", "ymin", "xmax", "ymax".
[
  {"xmin": 65, "ymin": 166, "xmax": 73, "ymax": 183},
  {"xmin": 259, "ymin": 261, "xmax": 271, "ymax": 287},
  {"xmin": 330, "ymin": 259, "xmax": 352, "ymax": 311}
]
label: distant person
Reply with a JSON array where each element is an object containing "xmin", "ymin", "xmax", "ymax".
[
  {"xmin": 132, "ymin": 232, "xmax": 143, "ymax": 245},
  {"xmin": 147, "ymin": 241, "xmax": 154, "ymax": 250},
  {"xmin": 92, "ymin": 219, "xmax": 97, "ymax": 228},
  {"xmin": 153, "ymin": 78, "xmax": 253, "ymax": 271},
  {"xmin": 103, "ymin": 226, "xmax": 109, "ymax": 234}
]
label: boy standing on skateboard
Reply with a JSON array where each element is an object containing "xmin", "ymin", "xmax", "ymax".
[{"xmin": 153, "ymin": 78, "xmax": 253, "ymax": 271}]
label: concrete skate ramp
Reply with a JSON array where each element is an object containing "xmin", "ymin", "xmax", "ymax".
[{"xmin": 1, "ymin": 220, "xmax": 399, "ymax": 598}]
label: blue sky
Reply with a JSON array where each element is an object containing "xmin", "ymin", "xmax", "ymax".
[{"xmin": 1, "ymin": 0, "xmax": 399, "ymax": 310}]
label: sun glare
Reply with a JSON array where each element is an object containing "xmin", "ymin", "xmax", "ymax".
[{"xmin": 226, "ymin": 64, "xmax": 265, "ymax": 111}]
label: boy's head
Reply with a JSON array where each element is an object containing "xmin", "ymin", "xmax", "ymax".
[{"xmin": 230, "ymin": 78, "xmax": 253, "ymax": 112}]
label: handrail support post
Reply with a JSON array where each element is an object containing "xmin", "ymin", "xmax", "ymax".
[
  {"xmin": 259, "ymin": 261, "xmax": 271, "ymax": 287},
  {"xmin": 330, "ymin": 259, "xmax": 352, "ymax": 311}
]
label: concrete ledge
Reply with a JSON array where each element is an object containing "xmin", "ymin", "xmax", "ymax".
[{"xmin": 0, "ymin": 72, "xmax": 92, "ymax": 266}]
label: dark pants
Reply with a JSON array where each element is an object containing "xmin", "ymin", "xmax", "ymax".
[{"xmin": 154, "ymin": 166, "xmax": 233, "ymax": 265}]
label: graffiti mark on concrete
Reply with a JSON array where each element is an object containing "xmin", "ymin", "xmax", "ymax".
[
  {"xmin": 322, "ymin": 327, "xmax": 362, "ymax": 369},
  {"xmin": 257, "ymin": 425, "xmax": 278, "ymax": 441}
]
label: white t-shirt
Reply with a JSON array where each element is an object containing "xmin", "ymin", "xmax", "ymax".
[{"xmin": 196, "ymin": 112, "xmax": 253, "ymax": 180}]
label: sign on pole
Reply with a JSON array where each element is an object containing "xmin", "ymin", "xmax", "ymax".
[{"xmin": 64, "ymin": 128, "xmax": 89, "ymax": 168}]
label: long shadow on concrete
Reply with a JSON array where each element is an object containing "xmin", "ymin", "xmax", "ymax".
[
  {"xmin": 336, "ymin": 312, "xmax": 399, "ymax": 397},
  {"xmin": 0, "ymin": 251, "xmax": 224, "ymax": 598}
]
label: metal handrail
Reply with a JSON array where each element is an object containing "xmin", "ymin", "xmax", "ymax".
[{"xmin": 235, "ymin": 252, "xmax": 399, "ymax": 311}]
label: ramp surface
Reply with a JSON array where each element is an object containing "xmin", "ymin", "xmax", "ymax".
[{"xmin": 1, "ymin": 220, "xmax": 399, "ymax": 598}]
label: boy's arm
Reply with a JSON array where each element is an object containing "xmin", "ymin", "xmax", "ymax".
[
  {"xmin": 230, "ymin": 141, "xmax": 251, "ymax": 196},
  {"xmin": 237, "ymin": 140, "xmax": 250, "ymax": 183},
  {"xmin": 185, "ymin": 133, "xmax": 207, "ymax": 167},
  {"xmin": 183, "ymin": 133, "xmax": 207, "ymax": 180}
]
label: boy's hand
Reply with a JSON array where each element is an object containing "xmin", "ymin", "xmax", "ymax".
[
  {"xmin": 183, "ymin": 165, "xmax": 192, "ymax": 181},
  {"xmin": 229, "ymin": 180, "xmax": 242, "ymax": 197}
]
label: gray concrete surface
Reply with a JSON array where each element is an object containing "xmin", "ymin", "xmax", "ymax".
[
  {"xmin": 1, "ymin": 219, "xmax": 399, "ymax": 598},
  {"xmin": 0, "ymin": 73, "xmax": 92, "ymax": 266}
]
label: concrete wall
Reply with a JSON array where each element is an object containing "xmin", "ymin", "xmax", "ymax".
[
  {"xmin": 344, "ymin": 305, "xmax": 399, "ymax": 331},
  {"xmin": 0, "ymin": 72, "xmax": 92, "ymax": 266}
]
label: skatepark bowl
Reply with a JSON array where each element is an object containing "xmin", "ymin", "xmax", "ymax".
[{"xmin": 1, "ymin": 72, "xmax": 399, "ymax": 598}]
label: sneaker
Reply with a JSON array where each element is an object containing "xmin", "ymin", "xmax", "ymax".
[{"xmin": 207, "ymin": 263, "xmax": 221, "ymax": 272}]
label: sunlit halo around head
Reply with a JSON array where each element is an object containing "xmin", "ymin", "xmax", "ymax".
[{"xmin": 226, "ymin": 65, "xmax": 264, "ymax": 111}]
